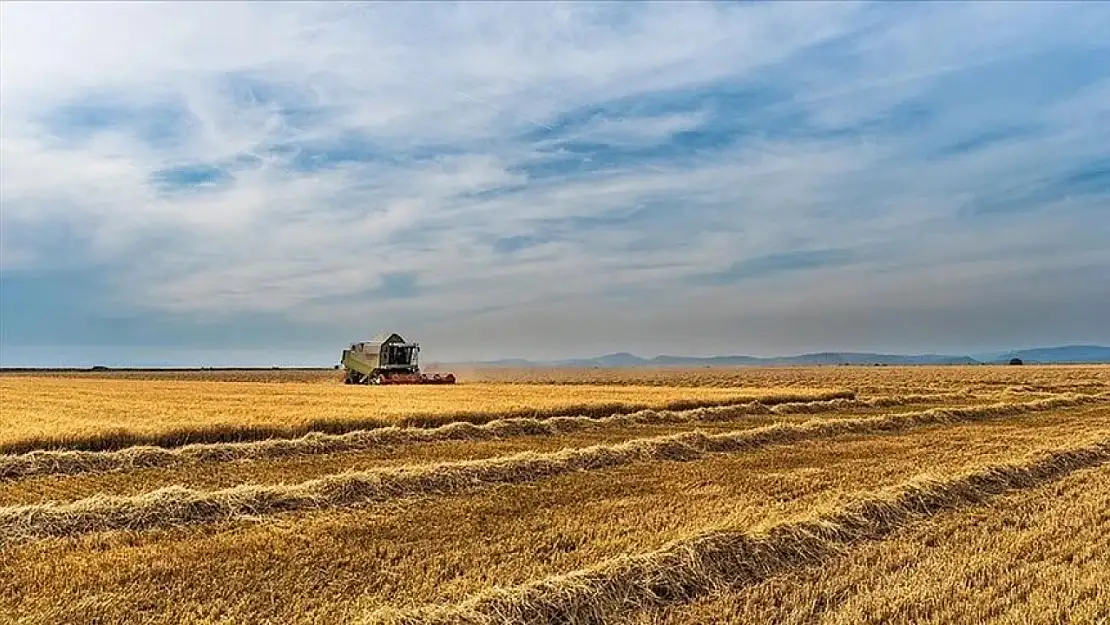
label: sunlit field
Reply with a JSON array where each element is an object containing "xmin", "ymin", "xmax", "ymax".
[
  {"xmin": 1, "ymin": 366, "xmax": 1108, "ymax": 624},
  {"xmin": 0, "ymin": 376, "xmax": 837, "ymax": 453}
]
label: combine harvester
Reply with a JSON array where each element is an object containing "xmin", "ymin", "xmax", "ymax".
[{"xmin": 340, "ymin": 332, "xmax": 456, "ymax": 385}]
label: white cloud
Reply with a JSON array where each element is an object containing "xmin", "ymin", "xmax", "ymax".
[{"xmin": 1, "ymin": 1, "xmax": 1108, "ymax": 359}]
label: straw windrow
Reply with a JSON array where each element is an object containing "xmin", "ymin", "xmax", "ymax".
[
  {"xmin": 364, "ymin": 436, "xmax": 1110, "ymax": 625},
  {"xmin": 0, "ymin": 389, "xmax": 859, "ymax": 456},
  {"xmin": 0, "ymin": 391, "xmax": 967, "ymax": 481},
  {"xmin": 0, "ymin": 393, "xmax": 1103, "ymax": 543}
]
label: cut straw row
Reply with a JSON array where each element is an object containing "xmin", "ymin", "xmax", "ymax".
[
  {"xmin": 0, "ymin": 389, "xmax": 859, "ymax": 456},
  {"xmin": 1, "ymin": 392, "xmax": 1103, "ymax": 544},
  {"xmin": 0, "ymin": 391, "xmax": 968, "ymax": 481},
  {"xmin": 362, "ymin": 435, "xmax": 1110, "ymax": 625}
]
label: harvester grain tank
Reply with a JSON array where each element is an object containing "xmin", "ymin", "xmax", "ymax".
[{"xmin": 340, "ymin": 332, "xmax": 456, "ymax": 384}]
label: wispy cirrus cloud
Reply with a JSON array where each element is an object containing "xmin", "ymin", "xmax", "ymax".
[{"xmin": 1, "ymin": 1, "xmax": 1108, "ymax": 365}]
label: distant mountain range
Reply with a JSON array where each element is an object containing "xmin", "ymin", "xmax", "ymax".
[{"xmin": 459, "ymin": 345, "xmax": 1110, "ymax": 368}]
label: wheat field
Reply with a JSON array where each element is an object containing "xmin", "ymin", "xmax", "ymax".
[
  {"xmin": 1, "ymin": 366, "xmax": 1109, "ymax": 624},
  {"xmin": 0, "ymin": 376, "xmax": 839, "ymax": 453}
]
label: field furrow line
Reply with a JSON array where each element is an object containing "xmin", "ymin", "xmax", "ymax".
[
  {"xmin": 0, "ymin": 391, "xmax": 969, "ymax": 480},
  {"xmin": 0, "ymin": 393, "xmax": 1104, "ymax": 543},
  {"xmin": 364, "ymin": 436, "xmax": 1110, "ymax": 625}
]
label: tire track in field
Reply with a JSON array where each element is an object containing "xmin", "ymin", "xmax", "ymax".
[
  {"xmin": 0, "ymin": 392, "xmax": 967, "ymax": 481},
  {"xmin": 0, "ymin": 393, "xmax": 1103, "ymax": 543},
  {"xmin": 364, "ymin": 436, "xmax": 1110, "ymax": 625}
]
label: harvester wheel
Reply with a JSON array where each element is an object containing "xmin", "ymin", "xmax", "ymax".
[{"xmin": 346, "ymin": 370, "xmax": 372, "ymax": 385}]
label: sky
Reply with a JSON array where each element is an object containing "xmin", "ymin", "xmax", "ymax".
[{"xmin": 1, "ymin": 1, "xmax": 1109, "ymax": 366}]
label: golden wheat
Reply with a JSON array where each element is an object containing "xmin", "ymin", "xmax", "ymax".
[
  {"xmin": 3, "ymin": 366, "xmax": 1108, "ymax": 624},
  {"xmin": 646, "ymin": 466, "xmax": 1110, "ymax": 624},
  {"xmin": 0, "ymin": 377, "xmax": 830, "ymax": 453},
  {"xmin": 2, "ymin": 390, "xmax": 977, "ymax": 481},
  {"xmin": 2, "ymin": 401, "xmax": 1042, "ymax": 509},
  {"xmin": 5, "ymin": 401, "xmax": 1107, "ymax": 624},
  {"xmin": 3, "ymin": 393, "xmax": 1103, "ymax": 543},
  {"xmin": 10, "ymin": 364, "xmax": 1109, "ymax": 392},
  {"xmin": 468, "ymin": 364, "xmax": 1110, "ymax": 392},
  {"xmin": 365, "ymin": 436, "xmax": 1110, "ymax": 624}
]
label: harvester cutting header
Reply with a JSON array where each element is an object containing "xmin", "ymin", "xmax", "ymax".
[{"xmin": 341, "ymin": 332, "xmax": 456, "ymax": 385}]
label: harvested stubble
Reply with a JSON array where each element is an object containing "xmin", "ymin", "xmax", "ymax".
[
  {"xmin": 647, "ymin": 463, "xmax": 1110, "ymax": 625},
  {"xmin": 766, "ymin": 391, "xmax": 976, "ymax": 414},
  {"xmin": 0, "ymin": 368, "xmax": 342, "ymax": 384},
  {"xmin": 365, "ymin": 437, "xmax": 1110, "ymax": 625},
  {"xmin": 10, "ymin": 364, "xmax": 1109, "ymax": 395},
  {"xmin": 0, "ymin": 377, "xmax": 843, "ymax": 454},
  {"xmin": 0, "ymin": 397, "xmax": 987, "ymax": 507},
  {"xmin": 0, "ymin": 423, "xmax": 764, "ymax": 506},
  {"xmin": 471, "ymin": 364, "xmax": 1110, "ymax": 394},
  {"xmin": 2, "ymin": 393, "xmax": 1103, "ymax": 543},
  {"xmin": 0, "ymin": 391, "xmax": 965, "ymax": 481},
  {"xmin": 5, "ymin": 406, "xmax": 1107, "ymax": 625}
]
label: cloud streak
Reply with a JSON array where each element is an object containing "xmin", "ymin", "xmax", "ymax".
[{"xmin": 1, "ymin": 1, "xmax": 1108, "ymax": 364}]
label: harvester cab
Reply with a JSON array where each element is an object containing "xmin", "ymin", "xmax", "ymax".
[{"xmin": 341, "ymin": 332, "xmax": 456, "ymax": 385}]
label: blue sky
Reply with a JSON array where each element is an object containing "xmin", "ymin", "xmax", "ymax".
[{"xmin": 1, "ymin": 1, "xmax": 1108, "ymax": 366}]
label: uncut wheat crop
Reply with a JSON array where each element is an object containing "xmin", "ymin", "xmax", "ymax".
[
  {"xmin": 1, "ymin": 366, "xmax": 1109, "ymax": 625},
  {"xmin": 0, "ymin": 375, "xmax": 836, "ymax": 453}
]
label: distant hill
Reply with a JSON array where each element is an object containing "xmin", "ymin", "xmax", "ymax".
[
  {"xmin": 5, "ymin": 344, "xmax": 1104, "ymax": 372},
  {"xmin": 778, "ymin": 352, "xmax": 981, "ymax": 366},
  {"xmin": 975, "ymin": 345, "xmax": 1110, "ymax": 364},
  {"xmin": 556, "ymin": 352, "xmax": 649, "ymax": 368},
  {"xmin": 459, "ymin": 345, "xmax": 1108, "ymax": 368}
]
